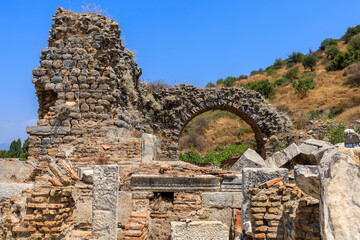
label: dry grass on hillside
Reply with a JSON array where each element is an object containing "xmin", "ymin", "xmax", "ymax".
[{"xmin": 178, "ymin": 111, "xmax": 255, "ymax": 156}]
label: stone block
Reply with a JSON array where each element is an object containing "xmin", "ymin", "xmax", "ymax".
[
  {"xmin": 294, "ymin": 165, "xmax": 319, "ymax": 199},
  {"xmin": 131, "ymin": 174, "xmax": 220, "ymax": 192},
  {"xmin": 298, "ymin": 139, "xmax": 334, "ymax": 165},
  {"xmin": 170, "ymin": 221, "xmax": 229, "ymax": 240},
  {"xmin": 201, "ymin": 192, "xmax": 243, "ymax": 208},
  {"xmin": 141, "ymin": 133, "xmax": 158, "ymax": 163},
  {"xmin": 221, "ymin": 174, "xmax": 242, "ymax": 192},
  {"xmin": 230, "ymin": 149, "xmax": 267, "ymax": 171},
  {"xmin": 344, "ymin": 129, "xmax": 360, "ymax": 147},
  {"xmin": 26, "ymin": 126, "xmax": 71, "ymax": 135},
  {"xmin": 92, "ymin": 165, "xmax": 119, "ymax": 240},
  {"xmin": 266, "ymin": 143, "xmax": 301, "ymax": 168},
  {"xmin": 319, "ymin": 148, "xmax": 360, "ymax": 240},
  {"xmin": 0, "ymin": 183, "xmax": 34, "ymax": 201},
  {"xmin": 0, "ymin": 159, "xmax": 34, "ymax": 183}
]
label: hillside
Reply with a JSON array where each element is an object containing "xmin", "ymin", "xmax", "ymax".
[{"xmin": 179, "ymin": 25, "xmax": 360, "ymax": 164}]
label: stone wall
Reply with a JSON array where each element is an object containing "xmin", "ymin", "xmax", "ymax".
[
  {"xmin": 27, "ymin": 7, "xmax": 291, "ymax": 168},
  {"xmin": 248, "ymin": 178, "xmax": 320, "ymax": 240}
]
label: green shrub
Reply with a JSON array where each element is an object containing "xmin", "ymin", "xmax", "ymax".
[
  {"xmin": 342, "ymin": 24, "xmax": 360, "ymax": 43},
  {"xmin": 325, "ymin": 45, "xmax": 340, "ymax": 59},
  {"xmin": 244, "ymin": 79, "xmax": 276, "ymax": 99},
  {"xmin": 250, "ymin": 68, "xmax": 265, "ymax": 76},
  {"xmin": 266, "ymin": 68, "xmax": 277, "ymax": 76},
  {"xmin": 222, "ymin": 76, "xmax": 237, "ymax": 87},
  {"xmin": 274, "ymin": 78, "xmax": 289, "ymax": 86},
  {"xmin": 273, "ymin": 58, "xmax": 287, "ymax": 69},
  {"xmin": 288, "ymin": 52, "xmax": 304, "ymax": 63},
  {"xmin": 216, "ymin": 78, "xmax": 224, "ymax": 86},
  {"xmin": 206, "ymin": 82, "xmax": 216, "ymax": 88},
  {"xmin": 284, "ymin": 66, "xmax": 299, "ymax": 81},
  {"xmin": 319, "ymin": 38, "xmax": 338, "ymax": 50},
  {"xmin": 302, "ymin": 55, "xmax": 318, "ymax": 71},
  {"xmin": 327, "ymin": 108, "xmax": 344, "ymax": 119},
  {"xmin": 348, "ymin": 36, "xmax": 360, "ymax": 52},
  {"xmin": 179, "ymin": 151, "xmax": 209, "ymax": 164},
  {"xmin": 291, "ymin": 77, "xmax": 315, "ymax": 98},
  {"xmin": 326, "ymin": 51, "xmax": 356, "ymax": 71},
  {"xmin": 326, "ymin": 122, "xmax": 346, "ymax": 144}
]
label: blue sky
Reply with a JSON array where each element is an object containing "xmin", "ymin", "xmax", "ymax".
[{"xmin": 0, "ymin": 0, "xmax": 359, "ymax": 146}]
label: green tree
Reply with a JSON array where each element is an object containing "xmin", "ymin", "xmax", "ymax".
[
  {"xmin": 342, "ymin": 25, "xmax": 360, "ymax": 43},
  {"xmin": 325, "ymin": 45, "xmax": 340, "ymax": 59},
  {"xmin": 326, "ymin": 123, "xmax": 346, "ymax": 144},
  {"xmin": 205, "ymin": 82, "xmax": 216, "ymax": 88},
  {"xmin": 287, "ymin": 52, "xmax": 304, "ymax": 63},
  {"xmin": 319, "ymin": 38, "xmax": 338, "ymax": 50},
  {"xmin": 216, "ymin": 78, "xmax": 224, "ymax": 86},
  {"xmin": 245, "ymin": 79, "xmax": 275, "ymax": 99},
  {"xmin": 348, "ymin": 36, "xmax": 360, "ymax": 52},
  {"xmin": 8, "ymin": 139, "xmax": 22, "ymax": 158},
  {"xmin": 302, "ymin": 55, "xmax": 317, "ymax": 71},
  {"xmin": 291, "ymin": 77, "xmax": 315, "ymax": 98},
  {"xmin": 222, "ymin": 76, "xmax": 237, "ymax": 87}
]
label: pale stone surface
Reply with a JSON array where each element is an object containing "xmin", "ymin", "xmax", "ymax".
[
  {"xmin": 241, "ymin": 168, "xmax": 289, "ymax": 235},
  {"xmin": 266, "ymin": 143, "xmax": 302, "ymax": 168},
  {"xmin": 118, "ymin": 191, "xmax": 132, "ymax": 226},
  {"xmin": 294, "ymin": 165, "xmax": 319, "ymax": 199},
  {"xmin": 170, "ymin": 221, "xmax": 229, "ymax": 240},
  {"xmin": 26, "ymin": 126, "xmax": 71, "ymax": 135},
  {"xmin": 230, "ymin": 149, "xmax": 267, "ymax": 171},
  {"xmin": 131, "ymin": 175, "xmax": 220, "ymax": 192},
  {"xmin": 72, "ymin": 188, "xmax": 92, "ymax": 227},
  {"xmin": 298, "ymin": 139, "xmax": 334, "ymax": 164},
  {"xmin": 344, "ymin": 129, "xmax": 360, "ymax": 147},
  {"xmin": 0, "ymin": 183, "xmax": 34, "ymax": 201},
  {"xmin": 201, "ymin": 192, "xmax": 243, "ymax": 208},
  {"xmin": 319, "ymin": 148, "xmax": 360, "ymax": 240},
  {"xmin": 82, "ymin": 170, "xmax": 94, "ymax": 184},
  {"xmin": 221, "ymin": 174, "xmax": 242, "ymax": 192},
  {"xmin": 0, "ymin": 160, "xmax": 34, "ymax": 183},
  {"xmin": 141, "ymin": 133, "xmax": 158, "ymax": 163},
  {"xmin": 92, "ymin": 165, "xmax": 119, "ymax": 240}
]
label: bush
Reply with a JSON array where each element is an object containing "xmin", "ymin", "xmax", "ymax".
[
  {"xmin": 222, "ymin": 76, "xmax": 237, "ymax": 87},
  {"xmin": 326, "ymin": 51, "xmax": 356, "ymax": 71},
  {"xmin": 302, "ymin": 55, "xmax": 318, "ymax": 71},
  {"xmin": 342, "ymin": 24, "xmax": 360, "ymax": 43},
  {"xmin": 250, "ymin": 68, "xmax": 265, "ymax": 76},
  {"xmin": 238, "ymin": 75, "xmax": 248, "ymax": 80},
  {"xmin": 266, "ymin": 68, "xmax": 277, "ymax": 76},
  {"xmin": 272, "ymin": 58, "xmax": 287, "ymax": 69},
  {"xmin": 216, "ymin": 78, "xmax": 224, "ymax": 86},
  {"xmin": 147, "ymin": 79, "xmax": 170, "ymax": 94},
  {"xmin": 343, "ymin": 63, "xmax": 360, "ymax": 86},
  {"xmin": 244, "ymin": 79, "xmax": 275, "ymax": 99},
  {"xmin": 291, "ymin": 77, "xmax": 315, "ymax": 98},
  {"xmin": 206, "ymin": 82, "xmax": 216, "ymax": 88},
  {"xmin": 179, "ymin": 151, "xmax": 209, "ymax": 164},
  {"xmin": 274, "ymin": 78, "xmax": 289, "ymax": 86},
  {"xmin": 320, "ymin": 38, "xmax": 338, "ymax": 50},
  {"xmin": 327, "ymin": 108, "xmax": 344, "ymax": 119},
  {"xmin": 325, "ymin": 45, "xmax": 340, "ymax": 59},
  {"xmin": 348, "ymin": 36, "xmax": 360, "ymax": 52},
  {"xmin": 288, "ymin": 52, "xmax": 304, "ymax": 63},
  {"xmin": 284, "ymin": 66, "xmax": 299, "ymax": 81},
  {"xmin": 326, "ymin": 122, "xmax": 346, "ymax": 144}
]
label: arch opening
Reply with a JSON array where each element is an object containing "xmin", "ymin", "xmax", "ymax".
[{"xmin": 177, "ymin": 105, "xmax": 267, "ymax": 160}]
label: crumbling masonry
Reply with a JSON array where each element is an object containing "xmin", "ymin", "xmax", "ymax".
[{"xmin": 0, "ymin": 7, "xmax": 359, "ymax": 240}]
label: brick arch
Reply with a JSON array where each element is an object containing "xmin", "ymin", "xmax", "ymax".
[{"xmin": 149, "ymin": 85, "xmax": 291, "ymax": 158}]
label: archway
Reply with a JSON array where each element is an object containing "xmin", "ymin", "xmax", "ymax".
[{"xmin": 146, "ymin": 85, "xmax": 292, "ymax": 159}]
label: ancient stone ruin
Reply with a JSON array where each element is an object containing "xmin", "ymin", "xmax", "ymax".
[{"xmin": 0, "ymin": 7, "xmax": 359, "ymax": 240}]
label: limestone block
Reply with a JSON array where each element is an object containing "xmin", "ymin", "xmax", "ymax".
[
  {"xmin": 294, "ymin": 165, "xmax": 319, "ymax": 199},
  {"xmin": 241, "ymin": 168, "xmax": 288, "ymax": 235},
  {"xmin": 26, "ymin": 126, "xmax": 71, "ymax": 135},
  {"xmin": 230, "ymin": 149, "xmax": 267, "ymax": 171},
  {"xmin": 266, "ymin": 143, "xmax": 303, "ymax": 168},
  {"xmin": 131, "ymin": 175, "xmax": 220, "ymax": 192},
  {"xmin": 141, "ymin": 133, "xmax": 158, "ymax": 163},
  {"xmin": 344, "ymin": 129, "xmax": 360, "ymax": 147},
  {"xmin": 118, "ymin": 191, "xmax": 132, "ymax": 226},
  {"xmin": 82, "ymin": 170, "xmax": 94, "ymax": 184},
  {"xmin": 0, "ymin": 160, "xmax": 34, "ymax": 183},
  {"xmin": 221, "ymin": 174, "xmax": 242, "ymax": 192},
  {"xmin": 92, "ymin": 165, "xmax": 119, "ymax": 240},
  {"xmin": 171, "ymin": 221, "xmax": 229, "ymax": 240},
  {"xmin": 298, "ymin": 139, "xmax": 334, "ymax": 165},
  {"xmin": 201, "ymin": 192, "xmax": 243, "ymax": 208},
  {"xmin": 0, "ymin": 183, "xmax": 34, "ymax": 201},
  {"xmin": 319, "ymin": 148, "xmax": 360, "ymax": 240}
]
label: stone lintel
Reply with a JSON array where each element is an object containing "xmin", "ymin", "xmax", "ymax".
[
  {"xmin": 131, "ymin": 174, "xmax": 220, "ymax": 192},
  {"xmin": 26, "ymin": 126, "xmax": 71, "ymax": 135}
]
